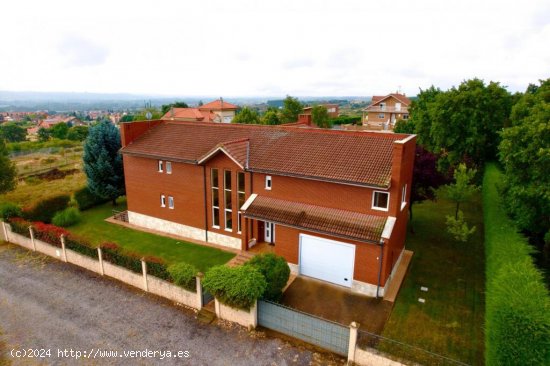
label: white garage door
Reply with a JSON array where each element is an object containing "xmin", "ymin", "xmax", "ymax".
[{"xmin": 299, "ymin": 234, "xmax": 355, "ymax": 287}]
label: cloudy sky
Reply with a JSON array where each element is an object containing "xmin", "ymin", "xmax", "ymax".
[{"xmin": 1, "ymin": 0, "xmax": 549, "ymax": 97}]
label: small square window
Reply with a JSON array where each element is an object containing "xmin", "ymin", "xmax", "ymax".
[
  {"xmin": 378, "ymin": 113, "xmax": 385, "ymax": 119},
  {"xmin": 168, "ymin": 196, "xmax": 174, "ymax": 209},
  {"xmin": 265, "ymin": 176, "xmax": 272, "ymax": 190},
  {"xmin": 372, "ymin": 191, "xmax": 389, "ymax": 211},
  {"xmin": 158, "ymin": 160, "xmax": 163, "ymax": 172},
  {"xmin": 166, "ymin": 162, "xmax": 172, "ymax": 174},
  {"xmin": 160, "ymin": 194, "xmax": 166, "ymax": 207}
]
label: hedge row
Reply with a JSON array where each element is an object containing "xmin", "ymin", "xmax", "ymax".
[
  {"xmin": 144, "ymin": 255, "xmax": 171, "ymax": 282},
  {"xmin": 23, "ymin": 194, "xmax": 70, "ymax": 223},
  {"xmin": 32, "ymin": 222, "xmax": 70, "ymax": 248},
  {"xmin": 100, "ymin": 242, "xmax": 143, "ymax": 273},
  {"xmin": 483, "ymin": 164, "xmax": 550, "ymax": 365},
  {"xmin": 167, "ymin": 262, "xmax": 198, "ymax": 292},
  {"xmin": 331, "ymin": 115, "xmax": 362, "ymax": 125},
  {"xmin": 8, "ymin": 217, "xmax": 32, "ymax": 237},
  {"xmin": 65, "ymin": 235, "xmax": 98, "ymax": 259},
  {"xmin": 74, "ymin": 187, "xmax": 110, "ymax": 211}
]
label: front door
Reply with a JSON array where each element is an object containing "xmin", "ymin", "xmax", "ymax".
[{"xmin": 264, "ymin": 221, "xmax": 275, "ymax": 244}]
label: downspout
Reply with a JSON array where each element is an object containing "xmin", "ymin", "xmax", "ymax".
[
  {"xmin": 376, "ymin": 239, "xmax": 384, "ymax": 298},
  {"xmin": 203, "ymin": 166, "xmax": 208, "ymax": 243}
]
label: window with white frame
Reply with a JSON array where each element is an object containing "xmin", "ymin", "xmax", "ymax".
[
  {"xmin": 224, "ymin": 170, "xmax": 233, "ymax": 231},
  {"xmin": 237, "ymin": 172, "xmax": 245, "ymax": 233},
  {"xmin": 211, "ymin": 169, "xmax": 220, "ymax": 228},
  {"xmin": 166, "ymin": 161, "xmax": 172, "ymax": 174},
  {"xmin": 160, "ymin": 194, "xmax": 166, "ymax": 207},
  {"xmin": 401, "ymin": 184, "xmax": 407, "ymax": 210},
  {"xmin": 379, "ymin": 102, "xmax": 386, "ymax": 110},
  {"xmin": 265, "ymin": 175, "xmax": 272, "ymax": 190},
  {"xmin": 158, "ymin": 160, "xmax": 163, "ymax": 172},
  {"xmin": 168, "ymin": 196, "xmax": 174, "ymax": 209},
  {"xmin": 378, "ymin": 113, "xmax": 385, "ymax": 119},
  {"xmin": 372, "ymin": 191, "xmax": 389, "ymax": 211}
]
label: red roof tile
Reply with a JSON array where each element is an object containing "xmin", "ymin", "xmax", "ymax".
[
  {"xmin": 243, "ymin": 196, "xmax": 387, "ymax": 243},
  {"xmin": 121, "ymin": 121, "xmax": 407, "ymax": 187},
  {"xmin": 199, "ymin": 99, "xmax": 238, "ymax": 110},
  {"xmin": 161, "ymin": 108, "xmax": 218, "ymax": 121}
]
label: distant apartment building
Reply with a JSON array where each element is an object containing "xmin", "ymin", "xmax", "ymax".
[
  {"xmin": 362, "ymin": 94, "xmax": 410, "ymax": 130},
  {"xmin": 162, "ymin": 98, "xmax": 238, "ymax": 123}
]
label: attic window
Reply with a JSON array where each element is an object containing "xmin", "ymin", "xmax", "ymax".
[
  {"xmin": 372, "ymin": 191, "xmax": 389, "ymax": 211},
  {"xmin": 265, "ymin": 176, "xmax": 272, "ymax": 190}
]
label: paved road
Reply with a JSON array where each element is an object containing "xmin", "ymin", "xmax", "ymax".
[{"xmin": 0, "ymin": 243, "xmax": 343, "ymax": 365}]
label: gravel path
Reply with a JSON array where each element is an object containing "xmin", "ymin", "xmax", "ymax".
[{"xmin": 0, "ymin": 243, "xmax": 343, "ymax": 365}]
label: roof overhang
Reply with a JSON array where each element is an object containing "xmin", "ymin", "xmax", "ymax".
[{"xmin": 197, "ymin": 146, "xmax": 245, "ymax": 170}]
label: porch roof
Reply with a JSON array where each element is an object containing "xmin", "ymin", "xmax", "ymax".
[{"xmin": 242, "ymin": 196, "xmax": 387, "ymax": 243}]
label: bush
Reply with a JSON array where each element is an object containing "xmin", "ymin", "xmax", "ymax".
[
  {"xmin": 8, "ymin": 217, "xmax": 32, "ymax": 237},
  {"xmin": 74, "ymin": 187, "xmax": 110, "ymax": 211},
  {"xmin": 23, "ymin": 194, "xmax": 70, "ymax": 223},
  {"xmin": 52, "ymin": 207, "xmax": 81, "ymax": 227},
  {"xmin": 100, "ymin": 242, "xmax": 142, "ymax": 273},
  {"xmin": 145, "ymin": 256, "xmax": 171, "ymax": 282},
  {"xmin": 484, "ymin": 164, "xmax": 550, "ymax": 365},
  {"xmin": 167, "ymin": 262, "xmax": 198, "ymax": 292},
  {"xmin": 64, "ymin": 235, "xmax": 97, "ymax": 258},
  {"xmin": 0, "ymin": 202, "xmax": 22, "ymax": 221},
  {"xmin": 331, "ymin": 115, "xmax": 362, "ymax": 125},
  {"xmin": 32, "ymin": 222, "xmax": 70, "ymax": 247},
  {"xmin": 245, "ymin": 253, "xmax": 290, "ymax": 301},
  {"xmin": 202, "ymin": 265, "xmax": 267, "ymax": 310}
]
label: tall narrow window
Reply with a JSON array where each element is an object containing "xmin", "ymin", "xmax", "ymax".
[
  {"xmin": 237, "ymin": 172, "xmax": 245, "ymax": 233},
  {"xmin": 211, "ymin": 169, "xmax": 220, "ymax": 228},
  {"xmin": 224, "ymin": 170, "xmax": 232, "ymax": 231},
  {"xmin": 158, "ymin": 160, "xmax": 163, "ymax": 172},
  {"xmin": 166, "ymin": 162, "xmax": 172, "ymax": 174},
  {"xmin": 265, "ymin": 175, "xmax": 272, "ymax": 190},
  {"xmin": 160, "ymin": 194, "xmax": 166, "ymax": 207},
  {"xmin": 372, "ymin": 191, "xmax": 389, "ymax": 211},
  {"xmin": 401, "ymin": 184, "xmax": 407, "ymax": 210},
  {"xmin": 168, "ymin": 196, "xmax": 174, "ymax": 209}
]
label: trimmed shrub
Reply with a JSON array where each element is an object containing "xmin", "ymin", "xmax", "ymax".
[
  {"xmin": 202, "ymin": 265, "xmax": 267, "ymax": 310},
  {"xmin": 331, "ymin": 115, "xmax": 362, "ymax": 125},
  {"xmin": 100, "ymin": 242, "xmax": 142, "ymax": 273},
  {"xmin": 484, "ymin": 164, "xmax": 550, "ymax": 365},
  {"xmin": 32, "ymin": 222, "xmax": 70, "ymax": 247},
  {"xmin": 64, "ymin": 235, "xmax": 98, "ymax": 259},
  {"xmin": 0, "ymin": 202, "xmax": 22, "ymax": 221},
  {"xmin": 8, "ymin": 217, "xmax": 32, "ymax": 237},
  {"xmin": 23, "ymin": 194, "xmax": 70, "ymax": 223},
  {"xmin": 145, "ymin": 256, "xmax": 171, "ymax": 282},
  {"xmin": 52, "ymin": 207, "xmax": 81, "ymax": 227},
  {"xmin": 74, "ymin": 187, "xmax": 109, "ymax": 211},
  {"xmin": 167, "ymin": 262, "xmax": 198, "ymax": 292},
  {"xmin": 245, "ymin": 253, "xmax": 290, "ymax": 301}
]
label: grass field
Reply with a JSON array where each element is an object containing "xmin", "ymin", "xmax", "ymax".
[
  {"xmin": 380, "ymin": 195, "xmax": 485, "ymax": 365},
  {"xmin": 68, "ymin": 200, "xmax": 235, "ymax": 272}
]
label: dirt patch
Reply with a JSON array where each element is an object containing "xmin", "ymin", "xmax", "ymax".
[{"xmin": 31, "ymin": 168, "xmax": 80, "ymax": 181}]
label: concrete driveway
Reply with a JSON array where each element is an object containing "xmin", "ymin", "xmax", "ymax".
[
  {"xmin": 281, "ymin": 276, "xmax": 393, "ymax": 335},
  {"xmin": 0, "ymin": 243, "xmax": 344, "ymax": 365}
]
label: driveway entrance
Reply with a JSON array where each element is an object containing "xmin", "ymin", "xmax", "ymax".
[{"xmin": 281, "ymin": 276, "xmax": 393, "ymax": 335}]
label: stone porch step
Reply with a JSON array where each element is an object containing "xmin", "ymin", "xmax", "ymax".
[
  {"xmin": 197, "ymin": 307, "xmax": 216, "ymax": 324},
  {"xmin": 227, "ymin": 252, "xmax": 255, "ymax": 267}
]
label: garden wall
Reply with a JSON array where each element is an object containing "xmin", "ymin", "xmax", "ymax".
[
  {"xmin": 65, "ymin": 249, "xmax": 102, "ymax": 274},
  {"xmin": 215, "ymin": 299, "xmax": 257, "ymax": 330}
]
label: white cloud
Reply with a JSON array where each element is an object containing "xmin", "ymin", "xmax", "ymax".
[{"xmin": 0, "ymin": 0, "xmax": 548, "ymax": 96}]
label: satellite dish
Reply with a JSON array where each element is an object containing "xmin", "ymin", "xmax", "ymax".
[{"xmin": 145, "ymin": 112, "xmax": 152, "ymax": 120}]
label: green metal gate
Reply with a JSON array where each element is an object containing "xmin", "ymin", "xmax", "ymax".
[{"xmin": 258, "ymin": 300, "xmax": 349, "ymax": 356}]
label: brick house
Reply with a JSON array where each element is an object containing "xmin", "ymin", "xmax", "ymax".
[
  {"xmin": 362, "ymin": 93, "xmax": 411, "ymax": 130},
  {"xmin": 120, "ymin": 120, "xmax": 416, "ymax": 297},
  {"xmin": 162, "ymin": 98, "xmax": 238, "ymax": 123},
  {"xmin": 302, "ymin": 103, "xmax": 340, "ymax": 118}
]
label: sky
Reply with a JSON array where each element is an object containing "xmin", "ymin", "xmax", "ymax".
[{"xmin": 1, "ymin": 0, "xmax": 549, "ymax": 97}]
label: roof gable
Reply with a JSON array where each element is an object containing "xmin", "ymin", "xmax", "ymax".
[{"xmin": 199, "ymin": 99, "xmax": 238, "ymax": 110}]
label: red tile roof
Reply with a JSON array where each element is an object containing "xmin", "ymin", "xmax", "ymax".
[
  {"xmin": 243, "ymin": 196, "xmax": 387, "ymax": 243},
  {"xmin": 121, "ymin": 121, "xmax": 407, "ymax": 187},
  {"xmin": 161, "ymin": 108, "xmax": 218, "ymax": 121},
  {"xmin": 199, "ymin": 99, "xmax": 238, "ymax": 110}
]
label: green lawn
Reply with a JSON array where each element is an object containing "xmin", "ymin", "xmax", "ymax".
[
  {"xmin": 380, "ymin": 195, "xmax": 485, "ymax": 365},
  {"xmin": 68, "ymin": 199, "xmax": 235, "ymax": 272}
]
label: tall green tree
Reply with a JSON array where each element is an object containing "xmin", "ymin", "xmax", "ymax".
[
  {"xmin": 0, "ymin": 124, "xmax": 26, "ymax": 142},
  {"xmin": 66, "ymin": 125, "xmax": 89, "ymax": 141},
  {"xmin": 232, "ymin": 107, "xmax": 260, "ymax": 124},
  {"xmin": 438, "ymin": 163, "xmax": 479, "ymax": 219},
  {"xmin": 279, "ymin": 95, "xmax": 303, "ymax": 123},
  {"xmin": 498, "ymin": 78, "xmax": 550, "ymax": 236},
  {"xmin": 37, "ymin": 127, "xmax": 51, "ymax": 141},
  {"xmin": 393, "ymin": 118, "xmax": 415, "ymax": 134},
  {"xmin": 50, "ymin": 122, "xmax": 69, "ymax": 139},
  {"xmin": 0, "ymin": 138, "xmax": 17, "ymax": 194},
  {"xmin": 311, "ymin": 105, "xmax": 331, "ymax": 128},
  {"xmin": 161, "ymin": 101, "xmax": 189, "ymax": 115},
  {"xmin": 408, "ymin": 85, "xmax": 442, "ymax": 150},
  {"xmin": 134, "ymin": 107, "xmax": 162, "ymax": 121},
  {"xmin": 262, "ymin": 109, "xmax": 280, "ymax": 125},
  {"xmin": 119, "ymin": 114, "xmax": 135, "ymax": 122},
  {"xmin": 83, "ymin": 121, "xmax": 125, "ymax": 205}
]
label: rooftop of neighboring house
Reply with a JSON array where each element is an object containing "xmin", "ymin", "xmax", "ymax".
[
  {"xmin": 365, "ymin": 93, "xmax": 411, "ymax": 111},
  {"xmin": 161, "ymin": 98, "xmax": 238, "ymax": 121},
  {"xmin": 121, "ymin": 120, "xmax": 415, "ymax": 188},
  {"xmin": 198, "ymin": 98, "xmax": 238, "ymax": 111}
]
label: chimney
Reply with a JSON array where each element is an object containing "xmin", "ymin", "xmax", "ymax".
[{"xmin": 170, "ymin": 107, "xmax": 174, "ymax": 119}]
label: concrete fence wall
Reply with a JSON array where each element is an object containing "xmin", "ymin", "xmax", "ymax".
[
  {"xmin": 1, "ymin": 221, "xmax": 202, "ymax": 311},
  {"xmin": 215, "ymin": 299, "xmax": 257, "ymax": 330}
]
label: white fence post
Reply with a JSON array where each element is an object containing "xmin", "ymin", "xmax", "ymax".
[
  {"xmin": 214, "ymin": 298, "xmax": 220, "ymax": 318},
  {"xmin": 196, "ymin": 274, "xmax": 203, "ymax": 310},
  {"xmin": 60, "ymin": 234, "xmax": 68, "ymax": 262},
  {"xmin": 29, "ymin": 226, "xmax": 36, "ymax": 251},
  {"xmin": 141, "ymin": 259, "xmax": 148, "ymax": 292},
  {"xmin": 0, "ymin": 220, "xmax": 7, "ymax": 242},
  {"xmin": 251, "ymin": 300, "xmax": 258, "ymax": 330},
  {"xmin": 348, "ymin": 321, "xmax": 359, "ymax": 365},
  {"xmin": 97, "ymin": 247, "xmax": 105, "ymax": 275}
]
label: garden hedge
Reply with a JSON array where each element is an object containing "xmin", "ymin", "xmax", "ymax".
[
  {"xmin": 32, "ymin": 222, "xmax": 70, "ymax": 247},
  {"xmin": 145, "ymin": 256, "xmax": 171, "ymax": 282},
  {"xmin": 100, "ymin": 242, "xmax": 142, "ymax": 273},
  {"xmin": 52, "ymin": 207, "xmax": 81, "ymax": 227},
  {"xmin": 65, "ymin": 235, "xmax": 98, "ymax": 259},
  {"xmin": 331, "ymin": 115, "xmax": 362, "ymax": 125},
  {"xmin": 167, "ymin": 262, "xmax": 198, "ymax": 292},
  {"xmin": 23, "ymin": 194, "xmax": 70, "ymax": 223},
  {"xmin": 74, "ymin": 187, "xmax": 110, "ymax": 211},
  {"xmin": 202, "ymin": 265, "xmax": 267, "ymax": 310},
  {"xmin": 483, "ymin": 164, "xmax": 550, "ymax": 365},
  {"xmin": 245, "ymin": 253, "xmax": 290, "ymax": 301},
  {"xmin": 8, "ymin": 217, "xmax": 32, "ymax": 237},
  {"xmin": 0, "ymin": 202, "xmax": 22, "ymax": 221}
]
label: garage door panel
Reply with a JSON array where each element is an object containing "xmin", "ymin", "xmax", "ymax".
[{"xmin": 299, "ymin": 234, "xmax": 355, "ymax": 287}]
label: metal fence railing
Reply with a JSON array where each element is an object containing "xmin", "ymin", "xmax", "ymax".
[{"xmin": 112, "ymin": 210, "xmax": 129, "ymax": 223}]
